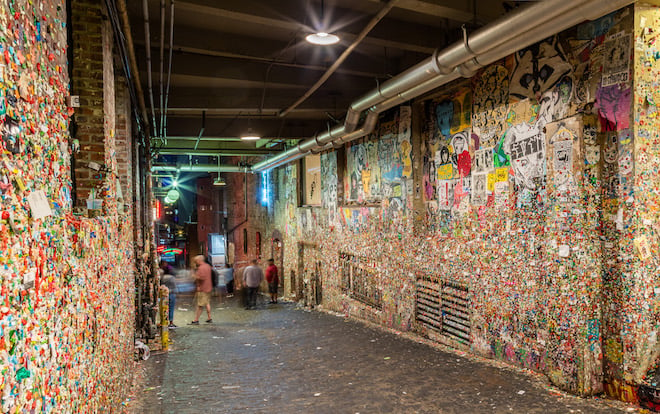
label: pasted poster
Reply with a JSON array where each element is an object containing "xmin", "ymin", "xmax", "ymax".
[
  {"xmin": 437, "ymin": 179, "xmax": 455, "ymax": 211},
  {"xmin": 472, "ymin": 173, "xmax": 488, "ymax": 206},
  {"xmin": 321, "ymin": 151, "xmax": 338, "ymax": 211},
  {"xmin": 473, "ymin": 147, "xmax": 494, "ymax": 174},
  {"xmin": 472, "ymin": 65, "xmax": 509, "ymax": 148},
  {"xmin": 601, "ymin": 32, "xmax": 631, "ymax": 87},
  {"xmin": 502, "ymin": 122, "xmax": 546, "ymax": 198},
  {"xmin": 304, "ymin": 153, "xmax": 321, "ymax": 206},
  {"xmin": 545, "ymin": 117, "xmax": 581, "ymax": 200}
]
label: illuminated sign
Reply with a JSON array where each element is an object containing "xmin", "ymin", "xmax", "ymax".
[{"xmin": 161, "ymin": 248, "xmax": 183, "ymax": 256}]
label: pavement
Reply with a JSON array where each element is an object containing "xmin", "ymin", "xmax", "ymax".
[{"xmin": 128, "ymin": 292, "xmax": 638, "ymax": 414}]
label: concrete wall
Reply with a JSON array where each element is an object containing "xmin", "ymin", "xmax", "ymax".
[
  {"xmin": 229, "ymin": 4, "xmax": 660, "ymax": 405},
  {"xmin": 0, "ymin": 1, "xmax": 136, "ymax": 410}
]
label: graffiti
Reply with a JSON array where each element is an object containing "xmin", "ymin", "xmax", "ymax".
[
  {"xmin": 473, "ymin": 65, "xmax": 509, "ymax": 147},
  {"xmin": 509, "ymin": 36, "xmax": 572, "ymax": 101},
  {"xmin": 597, "ymin": 84, "xmax": 630, "ymax": 131}
]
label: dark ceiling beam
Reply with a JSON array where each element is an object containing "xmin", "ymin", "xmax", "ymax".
[
  {"xmin": 164, "ymin": 73, "xmax": 308, "ymax": 90},
  {"xmin": 157, "ymin": 148, "xmax": 275, "ymax": 156},
  {"xmin": 163, "ymin": 116, "xmax": 330, "ymax": 138},
  {"xmin": 154, "ymin": 82, "xmax": 360, "ymax": 108},
  {"xmin": 162, "ymin": 108, "xmax": 334, "ymax": 120},
  {"xmin": 170, "ymin": 45, "xmax": 387, "ymax": 78},
  {"xmin": 360, "ymin": 0, "xmax": 480, "ymax": 23}
]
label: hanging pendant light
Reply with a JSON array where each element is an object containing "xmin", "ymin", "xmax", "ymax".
[{"xmin": 306, "ymin": 0, "xmax": 340, "ymax": 45}]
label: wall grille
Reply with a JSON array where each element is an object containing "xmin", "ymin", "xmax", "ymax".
[
  {"xmin": 416, "ymin": 276, "xmax": 470, "ymax": 344},
  {"xmin": 339, "ymin": 252, "xmax": 382, "ymax": 309},
  {"xmin": 415, "ymin": 276, "xmax": 442, "ymax": 332},
  {"xmin": 440, "ymin": 280, "xmax": 470, "ymax": 343}
]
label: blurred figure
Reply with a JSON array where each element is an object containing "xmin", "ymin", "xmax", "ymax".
[
  {"xmin": 265, "ymin": 258, "xmax": 279, "ymax": 304},
  {"xmin": 221, "ymin": 263, "xmax": 234, "ymax": 297},
  {"xmin": 243, "ymin": 259, "xmax": 263, "ymax": 310},
  {"xmin": 160, "ymin": 262, "xmax": 178, "ymax": 328},
  {"xmin": 190, "ymin": 255, "xmax": 213, "ymax": 324}
]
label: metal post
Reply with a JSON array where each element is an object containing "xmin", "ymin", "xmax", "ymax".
[{"xmin": 159, "ymin": 285, "xmax": 169, "ymax": 350}]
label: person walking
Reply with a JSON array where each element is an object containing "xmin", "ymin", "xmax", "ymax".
[
  {"xmin": 243, "ymin": 259, "xmax": 264, "ymax": 310},
  {"xmin": 190, "ymin": 255, "xmax": 213, "ymax": 324},
  {"xmin": 265, "ymin": 258, "xmax": 279, "ymax": 304},
  {"xmin": 222, "ymin": 263, "xmax": 234, "ymax": 297}
]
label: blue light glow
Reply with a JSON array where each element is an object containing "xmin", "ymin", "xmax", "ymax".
[{"xmin": 261, "ymin": 171, "xmax": 270, "ymax": 206}]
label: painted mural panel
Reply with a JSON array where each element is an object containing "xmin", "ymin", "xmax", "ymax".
[{"xmin": 344, "ymin": 106, "xmax": 413, "ymax": 231}]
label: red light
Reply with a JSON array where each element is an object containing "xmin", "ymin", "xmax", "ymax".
[
  {"xmin": 157, "ymin": 200, "xmax": 164, "ymax": 220},
  {"xmin": 156, "ymin": 245, "xmax": 165, "ymax": 253}
]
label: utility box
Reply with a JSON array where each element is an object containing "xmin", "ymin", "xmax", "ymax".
[{"xmin": 207, "ymin": 233, "xmax": 227, "ymax": 281}]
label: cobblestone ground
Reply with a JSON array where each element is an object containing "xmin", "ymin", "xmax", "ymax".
[{"xmin": 129, "ymin": 293, "xmax": 639, "ymax": 414}]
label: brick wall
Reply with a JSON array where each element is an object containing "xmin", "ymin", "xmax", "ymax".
[
  {"xmin": 71, "ymin": 0, "xmax": 107, "ymax": 205},
  {"xmin": 115, "ymin": 73, "xmax": 132, "ymax": 210}
]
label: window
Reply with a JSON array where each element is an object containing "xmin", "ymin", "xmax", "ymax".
[{"xmin": 243, "ymin": 228, "xmax": 248, "ymax": 254}]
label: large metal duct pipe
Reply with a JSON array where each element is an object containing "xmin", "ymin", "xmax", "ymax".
[
  {"xmin": 348, "ymin": 0, "xmax": 594, "ymax": 113},
  {"xmin": 151, "ymin": 164, "xmax": 246, "ymax": 173}
]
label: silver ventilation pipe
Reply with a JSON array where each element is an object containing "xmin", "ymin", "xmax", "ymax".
[
  {"xmin": 151, "ymin": 164, "xmax": 245, "ymax": 173},
  {"xmin": 252, "ymin": 0, "xmax": 635, "ymax": 172}
]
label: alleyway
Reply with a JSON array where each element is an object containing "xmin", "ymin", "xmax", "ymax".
[{"xmin": 131, "ymin": 294, "xmax": 632, "ymax": 414}]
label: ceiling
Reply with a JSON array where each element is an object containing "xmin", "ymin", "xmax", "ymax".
[{"xmin": 125, "ymin": 0, "xmax": 528, "ymax": 171}]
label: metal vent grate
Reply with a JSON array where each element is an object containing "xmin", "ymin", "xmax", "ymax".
[
  {"xmin": 415, "ymin": 276, "xmax": 442, "ymax": 332},
  {"xmin": 440, "ymin": 280, "xmax": 470, "ymax": 343}
]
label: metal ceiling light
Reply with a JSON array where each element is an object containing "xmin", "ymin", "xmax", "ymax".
[
  {"xmin": 213, "ymin": 156, "xmax": 227, "ymax": 185},
  {"xmin": 240, "ymin": 127, "xmax": 261, "ymax": 141},
  {"xmin": 306, "ymin": 32, "xmax": 340, "ymax": 45},
  {"xmin": 306, "ymin": 0, "xmax": 339, "ymax": 45}
]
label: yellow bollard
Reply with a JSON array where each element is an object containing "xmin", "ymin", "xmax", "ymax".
[{"xmin": 159, "ymin": 285, "xmax": 169, "ymax": 351}]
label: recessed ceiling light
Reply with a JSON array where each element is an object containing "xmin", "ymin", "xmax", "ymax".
[{"xmin": 306, "ymin": 32, "xmax": 340, "ymax": 45}]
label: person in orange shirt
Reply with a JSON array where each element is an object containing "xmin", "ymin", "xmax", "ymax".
[
  {"xmin": 265, "ymin": 258, "xmax": 279, "ymax": 304},
  {"xmin": 190, "ymin": 255, "xmax": 213, "ymax": 324}
]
